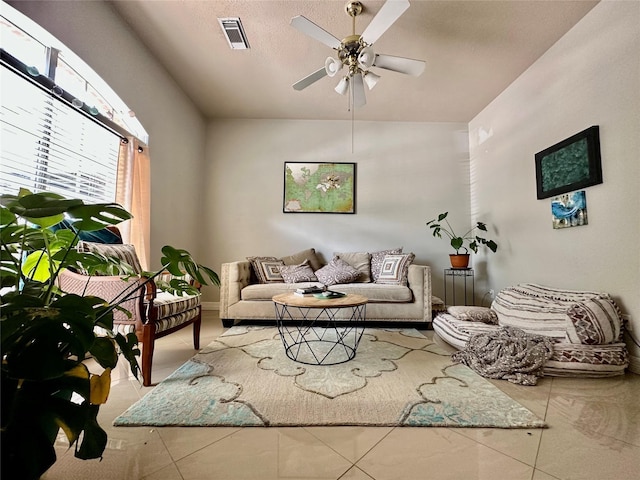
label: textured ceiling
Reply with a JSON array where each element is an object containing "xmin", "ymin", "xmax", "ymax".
[{"xmin": 109, "ymin": 0, "xmax": 598, "ymax": 122}]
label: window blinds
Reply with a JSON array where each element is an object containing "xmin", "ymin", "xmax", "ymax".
[{"xmin": 1, "ymin": 63, "xmax": 120, "ymax": 203}]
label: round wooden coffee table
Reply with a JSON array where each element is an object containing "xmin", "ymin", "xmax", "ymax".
[{"xmin": 272, "ymin": 292, "xmax": 368, "ymax": 365}]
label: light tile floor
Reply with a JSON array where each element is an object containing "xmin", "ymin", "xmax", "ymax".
[{"xmin": 43, "ymin": 311, "xmax": 640, "ymax": 480}]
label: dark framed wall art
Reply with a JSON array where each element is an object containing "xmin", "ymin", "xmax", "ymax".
[
  {"xmin": 535, "ymin": 126, "xmax": 602, "ymax": 199},
  {"xmin": 283, "ymin": 162, "xmax": 356, "ymax": 214}
]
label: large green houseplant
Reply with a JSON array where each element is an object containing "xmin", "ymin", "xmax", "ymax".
[
  {"xmin": 426, "ymin": 211, "xmax": 498, "ymax": 268},
  {"xmin": 1, "ymin": 189, "xmax": 219, "ymax": 479}
]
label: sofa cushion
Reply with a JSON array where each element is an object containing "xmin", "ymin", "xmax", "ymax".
[
  {"xmin": 280, "ymin": 248, "xmax": 323, "ymax": 271},
  {"xmin": 447, "ymin": 306, "xmax": 498, "ymax": 324},
  {"xmin": 241, "ymin": 282, "xmax": 322, "ymax": 300},
  {"xmin": 376, "ymin": 253, "xmax": 414, "ymax": 286},
  {"xmin": 370, "ymin": 247, "xmax": 402, "ymax": 282},
  {"xmin": 279, "ymin": 260, "xmax": 318, "ymax": 283},
  {"xmin": 247, "ymin": 256, "xmax": 284, "ymax": 283},
  {"xmin": 330, "ymin": 283, "xmax": 413, "ymax": 303},
  {"xmin": 565, "ymin": 296, "xmax": 622, "ymax": 345},
  {"xmin": 334, "ymin": 251, "xmax": 372, "ymax": 282},
  {"xmin": 313, "ymin": 258, "xmax": 361, "ymax": 286}
]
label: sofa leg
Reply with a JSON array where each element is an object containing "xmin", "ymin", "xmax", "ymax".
[{"xmin": 221, "ymin": 318, "xmax": 235, "ymax": 328}]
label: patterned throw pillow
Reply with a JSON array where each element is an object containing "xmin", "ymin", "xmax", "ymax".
[
  {"xmin": 375, "ymin": 253, "xmax": 414, "ymax": 286},
  {"xmin": 280, "ymin": 248, "xmax": 323, "ymax": 272},
  {"xmin": 565, "ymin": 296, "xmax": 622, "ymax": 345},
  {"xmin": 77, "ymin": 241, "xmax": 143, "ymax": 274},
  {"xmin": 334, "ymin": 251, "xmax": 372, "ymax": 283},
  {"xmin": 246, "ymin": 256, "xmax": 285, "ymax": 284},
  {"xmin": 370, "ymin": 247, "xmax": 403, "ymax": 282},
  {"xmin": 279, "ymin": 260, "xmax": 318, "ymax": 283},
  {"xmin": 447, "ymin": 306, "xmax": 499, "ymax": 324},
  {"xmin": 315, "ymin": 257, "xmax": 361, "ymax": 286}
]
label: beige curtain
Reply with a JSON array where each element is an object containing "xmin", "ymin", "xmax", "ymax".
[{"xmin": 116, "ymin": 137, "xmax": 151, "ymax": 270}]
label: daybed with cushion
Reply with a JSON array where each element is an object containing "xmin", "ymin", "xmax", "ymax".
[
  {"xmin": 220, "ymin": 248, "xmax": 442, "ymax": 328},
  {"xmin": 433, "ymin": 283, "xmax": 629, "ymax": 377}
]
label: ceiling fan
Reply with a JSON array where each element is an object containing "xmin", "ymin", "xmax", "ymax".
[{"xmin": 291, "ymin": 0, "xmax": 425, "ymax": 108}]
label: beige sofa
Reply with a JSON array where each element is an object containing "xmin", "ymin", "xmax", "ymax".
[{"xmin": 219, "ymin": 256, "xmax": 438, "ymax": 328}]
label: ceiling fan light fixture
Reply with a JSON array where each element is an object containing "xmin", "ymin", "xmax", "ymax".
[
  {"xmin": 363, "ymin": 71, "xmax": 380, "ymax": 90},
  {"xmin": 335, "ymin": 76, "xmax": 350, "ymax": 95},
  {"xmin": 324, "ymin": 56, "xmax": 342, "ymax": 77},
  {"xmin": 357, "ymin": 45, "xmax": 375, "ymax": 69}
]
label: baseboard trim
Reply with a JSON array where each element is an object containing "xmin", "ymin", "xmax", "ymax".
[
  {"xmin": 202, "ymin": 302, "xmax": 219, "ymax": 311},
  {"xmin": 628, "ymin": 354, "xmax": 640, "ymax": 375}
]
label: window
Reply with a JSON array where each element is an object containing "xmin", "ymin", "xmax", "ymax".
[
  {"xmin": 0, "ymin": 6, "xmax": 147, "ymax": 203},
  {"xmin": 1, "ymin": 62, "xmax": 121, "ymax": 203}
]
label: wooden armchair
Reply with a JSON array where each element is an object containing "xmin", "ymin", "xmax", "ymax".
[{"xmin": 57, "ymin": 241, "xmax": 202, "ymax": 386}]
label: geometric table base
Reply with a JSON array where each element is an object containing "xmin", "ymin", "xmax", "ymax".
[{"xmin": 273, "ymin": 298, "xmax": 366, "ymax": 365}]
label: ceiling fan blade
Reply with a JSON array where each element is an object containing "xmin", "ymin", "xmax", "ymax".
[
  {"xmin": 292, "ymin": 67, "xmax": 328, "ymax": 91},
  {"xmin": 352, "ymin": 73, "xmax": 366, "ymax": 108},
  {"xmin": 361, "ymin": 0, "xmax": 410, "ymax": 45},
  {"xmin": 290, "ymin": 15, "xmax": 341, "ymax": 50},
  {"xmin": 373, "ymin": 54, "xmax": 425, "ymax": 76}
]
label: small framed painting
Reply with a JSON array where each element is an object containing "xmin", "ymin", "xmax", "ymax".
[
  {"xmin": 551, "ymin": 190, "xmax": 588, "ymax": 229},
  {"xmin": 535, "ymin": 126, "xmax": 602, "ymax": 199},
  {"xmin": 283, "ymin": 162, "xmax": 356, "ymax": 214}
]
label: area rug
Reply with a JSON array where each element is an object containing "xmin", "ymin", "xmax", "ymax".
[{"xmin": 114, "ymin": 326, "xmax": 545, "ymax": 428}]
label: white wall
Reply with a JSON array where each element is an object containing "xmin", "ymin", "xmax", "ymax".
[
  {"xmin": 7, "ymin": 0, "xmax": 207, "ymax": 268},
  {"xmin": 469, "ymin": 1, "xmax": 640, "ymax": 367},
  {"xmin": 201, "ymin": 119, "xmax": 471, "ymax": 301}
]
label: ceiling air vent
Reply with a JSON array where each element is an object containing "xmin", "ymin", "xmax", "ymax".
[{"xmin": 218, "ymin": 17, "xmax": 250, "ymax": 50}]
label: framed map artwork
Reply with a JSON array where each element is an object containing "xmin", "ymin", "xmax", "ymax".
[{"xmin": 283, "ymin": 162, "xmax": 356, "ymax": 214}]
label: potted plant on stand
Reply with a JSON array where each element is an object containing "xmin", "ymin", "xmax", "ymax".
[
  {"xmin": 1, "ymin": 189, "xmax": 219, "ymax": 480},
  {"xmin": 426, "ymin": 211, "xmax": 498, "ymax": 268}
]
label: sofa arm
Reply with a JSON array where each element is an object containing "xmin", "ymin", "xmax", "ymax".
[
  {"xmin": 407, "ymin": 264, "xmax": 432, "ymax": 322},
  {"xmin": 219, "ymin": 261, "xmax": 252, "ymax": 319}
]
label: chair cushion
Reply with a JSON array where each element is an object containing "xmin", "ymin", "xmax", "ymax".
[
  {"xmin": 153, "ymin": 291, "xmax": 201, "ymax": 320},
  {"xmin": 77, "ymin": 241, "xmax": 143, "ymax": 274},
  {"xmin": 155, "ymin": 307, "xmax": 200, "ymax": 334},
  {"xmin": 565, "ymin": 296, "xmax": 622, "ymax": 345}
]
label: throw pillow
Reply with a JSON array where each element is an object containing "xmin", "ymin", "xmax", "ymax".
[
  {"xmin": 280, "ymin": 248, "xmax": 323, "ymax": 272},
  {"xmin": 315, "ymin": 257, "xmax": 360, "ymax": 286},
  {"xmin": 375, "ymin": 253, "xmax": 414, "ymax": 286},
  {"xmin": 565, "ymin": 296, "xmax": 622, "ymax": 345},
  {"xmin": 334, "ymin": 251, "xmax": 372, "ymax": 283},
  {"xmin": 246, "ymin": 256, "xmax": 285, "ymax": 284},
  {"xmin": 447, "ymin": 306, "xmax": 499, "ymax": 324},
  {"xmin": 76, "ymin": 241, "xmax": 143, "ymax": 274},
  {"xmin": 279, "ymin": 260, "xmax": 318, "ymax": 283},
  {"xmin": 370, "ymin": 247, "xmax": 403, "ymax": 282}
]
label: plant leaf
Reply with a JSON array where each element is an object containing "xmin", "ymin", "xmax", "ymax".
[
  {"xmin": 90, "ymin": 337, "xmax": 118, "ymax": 370},
  {"xmin": 89, "ymin": 368, "xmax": 112, "ymax": 405},
  {"xmin": 451, "ymin": 237, "xmax": 463, "ymax": 251},
  {"xmin": 75, "ymin": 405, "xmax": 107, "ymax": 460},
  {"xmin": 67, "ymin": 203, "xmax": 132, "ymax": 232}
]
